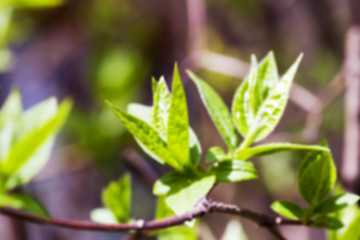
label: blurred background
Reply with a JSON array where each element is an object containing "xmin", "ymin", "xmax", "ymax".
[{"xmin": 0, "ymin": 0, "xmax": 359, "ymax": 239}]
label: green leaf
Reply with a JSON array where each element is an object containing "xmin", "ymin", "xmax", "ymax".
[
  {"xmin": 271, "ymin": 200, "xmax": 304, "ymax": 220},
  {"xmin": 10, "ymin": 0, "xmax": 63, "ymax": 8},
  {"xmin": 221, "ymin": 219, "xmax": 249, "ymax": 240},
  {"xmin": 232, "ymin": 55, "xmax": 258, "ymax": 138},
  {"xmin": 90, "ymin": 208, "xmax": 118, "ymax": 224},
  {"xmin": 107, "ymin": 101, "xmax": 182, "ymax": 171},
  {"xmin": 127, "ymin": 103, "xmax": 153, "ymax": 124},
  {"xmin": 165, "ymin": 174, "xmax": 215, "ymax": 216},
  {"xmin": 206, "ymin": 146, "xmax": 229, "ymax": 163},
  {"xmin": 242, "ymin": 54, "xmax": 303, "ymax": 145},
  {"xmin": 311, "ymin": 215, "xmax": 343, "ymax": 230},
  {"xmin": 187, "ymin": 70, "xmax": 238, "ymax": 150},
  {"xmin": 0, "ymin": 88, "xmax": 22, "ymax": 160},
  {"xmin": 0, "ymin": 193, "xmax": 49, "ymax": 217},
  {"xmin": 155, "ymin": 197, "xmax": 198, "ymax": 240},
  {"xmin": 298, "ymin": 146, "xmax": 337, "ymax": 205},
  {"xmin": 1, "ymin": 99, "xmax": 72, "ymax": 183},
  {"xmin": 151, "ymin": 76, "xmax": 171, "ymax": 138},
  {"xmin": 153, "ymin": 171, "xmax": 192, "ymax": 196},
  {"xmin": 314, "ymin": 193, "xmax": 360, "ymax": 215},
  {"xmin": 167, "ymin": 64, "xmax": 190, "ymax": 167},
  {"xmin": 102, "ymin": 173, "xmax": 131, "ymax": 223},
  {"xmin": 209, "ymin": 160, "xmax": 257, "ymax": 183},
  {"xmin": 327, "ymin": 205, "xmax": 360, "ymax": 240},
  {"xmin": 189, "ymin": 128, "xmax": 201, "ymax": 165},
  {"xmin": 235, "ymin": 142, "xmax": 329, "ymax": 160}
]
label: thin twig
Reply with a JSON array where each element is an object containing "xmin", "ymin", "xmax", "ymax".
[
  {"xmin": 342, "ymin": 26, "xmax": 360, "ymax": 191},
  {"xmin": 0, "ymin": 198, "xmax": 299, "ymax": 239}
]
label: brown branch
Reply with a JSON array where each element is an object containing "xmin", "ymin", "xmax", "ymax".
[{"xmin": 0, "ymin": 198, "xmax": 300, "ymax": 239}]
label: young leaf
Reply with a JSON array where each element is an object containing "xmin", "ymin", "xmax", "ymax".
[
  {"xmin": 271, "ymin": 200, "xmax": 304, "ymax": 220},
  {"xmin": 235, "ymin": 142, "xmax": 329, "ymax": 160},
  {"xmin": 90, "ymin": 208, "xmax": 118, "ymax": 224},
  {"xmin": 314, "ymin": 193, "xmax": 360, "ymax": 215},
  {"xmin": 0, "ymin": 193, "xmax": 49, "ymax": 217},
  {"xmin": 102, "ymin": 174, "xmax": 131, "ymax": 223},
  {"xmin": 167, "ymin": 64, "xmax": 190, "ymax": 167},
  {"xmin": 155, "ymin": 197, "xmax": 198, "ymax": 240},
  {"xmin": 243, "ymin": 54, "xmax": 303, "ymax": 145},
  {"xmin": 209, "ymin": 160, "xmax": 257, "ymax": 183},
  {"xmin": 206, "ymin": 146, "xmax": 229, "ymax": 163},
  {"xmin": 107, "ymin": 101, "xmax": 182, "ymax": 171},
  {"xmin": 221, "ymin": 219, "xmax": 249, "ymax": 240},
  {"xmin": 153, "ymin": 171, "xmax": 193, "ymax": 196},
  {"xmin": 151, "ymin": 76, "xmax": 171, "ymax": 138},
  {"xmin": 0, "ymin": 89, "xmax": 22, "ymax": 160},
  {"xmin": 165, "ymin": 174, "xmax": 215, "ymax": 216},
  {"xmin": 127, "ymin": 103, "xmax": 153, "ymax": 124},
  {"xmin": 311, "ymin": 215, "xmax": 343, "ymax": 230},
  {"xmin": 189, "ymin": 128, "xmax": 201, "ymax": 165},
  {"xmin": 298, "ymin": 147, "xmax": 337, "ymax": 205},
  {"xmin": 1, "ymin": 99, "xmax": 72, "ymax": 180},
  {"xmin": 253, "ymin": 52, "xmax": 278, "ymax": 113},
  {"xmin": 187, "ymin": 71, "xmax": 238, "ymax": 150},
  {"xmin": 232, "ymin": 55, "xmax": 258, "ymax": 138}
]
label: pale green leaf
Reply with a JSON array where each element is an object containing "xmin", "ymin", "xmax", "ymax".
[
  {"xmin": 90, "ymin": 208, "xmax": 118, "ymax": 224},
  {"xmin": 102, "ymin": 173, "xmax": 131, "ymax": 223},
  {"xmin": 167, "ymin": 64, "xmax": 190, "ymax": 167},
  {"xmin": 271, "ymin": 200, "xmax": 304, "ymax": 220},
  {"xmin": 221, "ymin": 219, "xmax": 248, "ymax": 240},
  {"xmin": 127, "ymin": 103, "xmax": 152, "ymax": 124},
  {"xmin": 151, "ymin": 76, "xmax": 171, "ymax": 138},
  {"xmin": 155, "ymin": 197, "xmax": 198, "ymax": 240},
  {"xmin": 0, "ymin": 89, "xmax": 22, "ymax": 160},
  {"xmin": 314, "ymin": 193, "xmax": 360, "ymax": 214},
  {"xmin": 1, "ymin": 99, "xmax": 72, "ymax": 180},
  {"xmin": 209, "ymin": 160, "xmax": 257, "ymax": 183},
  {"xmin": 107, "ymin": 101, "xmax": 182, "ymax": 171},
  {"xmin": 244, "ymin": 54, "xmax": 303, "ymax": 144},
  {"xmin": 298, "ymin": 146, "xmax": 337, "ymax": 205},
  {"xmin": 232, "ymin": 55, "xmax": 258, "ymax": 137},
  {"xmin": 235, "ymin": 142, "xmax": 329, "ymax": 160},
  {"xmin": 187, "ymin": 71, "xmax": 238, "ymax": 150},
  {"xmin": 165, "ymin": 174, "xmax": 215, "ymax": 216}
]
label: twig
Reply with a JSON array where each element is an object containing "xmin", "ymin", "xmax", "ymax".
[
  {"xmin": 342, "ymin": 26, "xmax": 360, "ymax": 191},
  {"xmin": 0, "ymin": 198, "xmax": 299, "ymax": 239},
  {"xmin": 122, "ymin": 148, "xmax": 159, "ymax": 186}
]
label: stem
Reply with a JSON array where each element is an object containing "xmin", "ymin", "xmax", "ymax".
[{"xmin": 0, "ymin": 198, "xmax": 300, "ymax": 239}]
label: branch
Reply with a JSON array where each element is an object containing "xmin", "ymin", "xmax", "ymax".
[{"xmin": 0, "ymin": 198, "xmax": 301, "ymax": 239}]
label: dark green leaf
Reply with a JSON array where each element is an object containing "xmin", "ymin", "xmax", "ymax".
[
  {"xmin": 187, "ymin": 71, "xmax": 238, "ymax": 150},
  {"xmin": 311, "ymin": 215, "xmax": 343, "ymax": 230},
  {"xmin": 314, "ymin": 193, "xmax": 360, "ymax": 214},
  {"xmin": 209, "ymin": 160, "xmax": 257, "ymax": 183},
  {"xmin": 102, "ymin": 173, "xmax": 131, "ymax": 223},
  {"xmin": 298, "ymin": 146, "xmax": 337, "ymax": 205},
  {"xmin": 271, "ymin": 200, "xmax": 304, "ymax": 220},
  {"xmin": 153, "ymin": 171, "xmax": 193, "ymax": 196}
]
